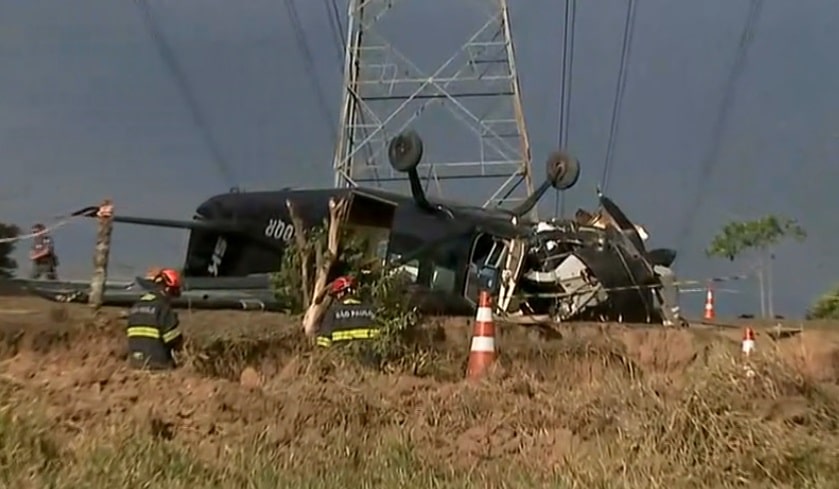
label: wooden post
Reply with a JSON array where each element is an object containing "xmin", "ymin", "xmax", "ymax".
[{"xmin": 89, "ymin": 199, "xmax": 114, "ymax": 310}]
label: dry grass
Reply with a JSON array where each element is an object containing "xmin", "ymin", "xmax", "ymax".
[{"xmin": 1, "ymin": 299, "xmax": 839, "ymax": 487}]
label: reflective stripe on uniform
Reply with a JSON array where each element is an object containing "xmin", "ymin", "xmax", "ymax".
[
  {"xmin": 127, "ymin": 326, "xmax": 160, "ymax": 339},
  {"xmin": 332, "ymin": 328, "xmax": 380, "ymax": 341},
  {"xmin": 127, "ymin": 325, "xmax": 182, "ymax": 343},
  {"xmin": 316, "ymin": 328, "xmax": 380, "ymax": 347},
  {"xmin": 140, "ymin": 293, "xmax": 156, "ymax": 301},
  {"xmin": 162, "ymin": 329, "xmax": 182, "ymax": 343}
]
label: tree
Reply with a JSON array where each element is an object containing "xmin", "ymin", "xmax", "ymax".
[
  {"xmin": 0, "ymin": 222, "xmax": 21, "ymax": 278},
  {"xmin": 284, "ymin": 196, "xmax": 352, "ymax": 337},
  {"xmin": 268, "ymin": 201, "xmax": 423, "ymax": 371},
  {"xmin": 706, "ymin": 215, "xmax": 806, "ymax": 318},
  {"xmin": 807, "ymin": 284, "xmax": 839, "ymax": 320}
]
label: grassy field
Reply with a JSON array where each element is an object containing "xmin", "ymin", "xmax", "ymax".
[{"xmin": 1, "ymin": 297, "xmax": 839, "ymax": 488}]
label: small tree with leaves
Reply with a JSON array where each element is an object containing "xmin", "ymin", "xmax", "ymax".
[
  {"xmin": 271, "ymin": 222, "xmax": 372, "ymax": 315},
  {"xmin": 706, "ymin": 215, "xmax": 806, "ymax": 318},
  {"xmin": 807, "ymin": 284, "xmax": 839, "ymax": 320},
  {"xmin": 0, "ymin": 222, "xmax": 20, "ymax": 278},
  {"xmin": 353, "ymin": 266, "xmax": 423, "ymax": 372},
  {"xmin": 269, "ymin": 214, "xmax": 424, "ymax": 368},
  {"xmin": 270, "ymin": 195, "xmax": 392, "ymax": 337}
]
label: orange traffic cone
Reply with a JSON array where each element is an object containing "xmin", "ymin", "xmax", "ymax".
[
  {"xmin": 741, "ymin": 327, "xmax": 755, "ymax": 356},
  {"xmin": 466, "ymin": 290, "xmax": 497, "ymax": 380},
  {"xmin": 704, "ymin": 285, "xmax": 715, "ymax": 320}
]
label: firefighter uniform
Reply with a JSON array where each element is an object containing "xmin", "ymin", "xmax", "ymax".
[
  {"xmin": 29, "ymin": 225, "xmax": 58, "ymax": 280},
  {"xmin": 316, "ymin": 296, "xmax": 380, "ymax": 347},
  {"xmin": 126, "ymin": 291, "xmax": 183, "ymax": 370}
]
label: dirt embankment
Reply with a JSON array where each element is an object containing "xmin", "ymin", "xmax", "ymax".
[{"xmin": 3, "ymin": 297, "xmax": 839, "ymax": 486}]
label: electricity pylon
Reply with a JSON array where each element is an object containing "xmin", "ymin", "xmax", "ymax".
[{"xmin": 332, "ymin": 0, "xmax": 535, "ymax": 211}]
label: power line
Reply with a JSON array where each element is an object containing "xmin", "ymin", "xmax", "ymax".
[
  {"xmin": 328, "ymin": 0, "xmax": 346, "ymax": 51},
  {"xmin": 556, "ymin": 0, "xmax": 574, "ymax": 151},
  {"xmin": 282, "ymin": 0, "xmax": 338, "ymax": 144},
  {"xmin": 674, "ymin": 0, "xmax": 764, "ymax": 255},
  {"xmin": 554, "ymin": 0, "xmax": 577, "ymax": 218},
  {"xmin": 600, "ymin": 0, "xmax": 639, "ymax": 194},
  {"xmin": 330, "ymin": 0, "xmax": 346, "ymax": 37},
  {"xmin": 132, "ymin": 0, "xmax": 237, "ymax": 189},
  {"xmin": 323, "ymin": 0, "xmax": 345, "ymax": 65}
]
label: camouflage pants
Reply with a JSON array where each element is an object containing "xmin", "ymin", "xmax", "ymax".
[{"xmin": 30, "ymin": 261, "xmax": 57, "ymax": 280}]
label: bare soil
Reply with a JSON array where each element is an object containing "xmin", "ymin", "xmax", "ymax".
[{"xmin": 2, "ymin": 296, "xmax": 839, "ymax": 486}]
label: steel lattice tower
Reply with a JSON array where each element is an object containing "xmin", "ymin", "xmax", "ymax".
[{"xmin": 332, "ymin": 0, "xmax": 535, "ymax": 211}]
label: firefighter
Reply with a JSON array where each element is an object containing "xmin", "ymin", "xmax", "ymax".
[
  {"xmin": 29, "ymin": 223, "xmax": 59, "ymax": 280},
  {"xmin": 126, "ymin": 268, "xmax": 184, "ymax": 370},
  {"xmin": 316, "ymin": 275, "xmax": 380, "ymax": 348}
]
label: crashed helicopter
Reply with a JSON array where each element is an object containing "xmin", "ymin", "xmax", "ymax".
[{"xmin": 25, "ymin": 131, "xmax": 681, "ymax": 325}]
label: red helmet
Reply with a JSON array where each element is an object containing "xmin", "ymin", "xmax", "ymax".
[
  {"xmin": 154, "ymin": 268, "xmax": 183, "ymax": 294},
  {"xmin": 330, "ymin": 275, "xmax": 357, "ymax": 296}
]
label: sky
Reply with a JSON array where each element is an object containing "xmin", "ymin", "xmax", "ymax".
[{"xmin": 1, "ymin": 0, "xmax": 837, "ymax": 318}]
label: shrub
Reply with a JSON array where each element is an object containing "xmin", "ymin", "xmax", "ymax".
[{"xmin": 807, "ymin": 284, "xmax": 839, "ymax": 320}]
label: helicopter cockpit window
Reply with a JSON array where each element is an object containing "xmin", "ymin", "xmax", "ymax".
[
  {"xmin": 400, "ymin": 259, "xmax": 421, "ymax": 283},
  {"xmin": 387, "ymin": 251, "xmax": 458, "ymax": 293},
  {"xmin": 388, "ymin": 253, "xmax": 420, "ymax": 283},
  {"xmin": 430, "ymin": 265, "xmax": 456, "ymax": 292},
  {"xmin": 375, "ymin": 240, "xmax": 389, "ymax": 262}
]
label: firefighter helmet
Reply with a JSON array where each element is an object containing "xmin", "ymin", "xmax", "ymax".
[
  {"xmin": 154, "ymin": 268, "xmax": 183, "ymax": 296},
  {"xmin": 330, "ymin": 275, "xmax": 357, "ymax": 296}
]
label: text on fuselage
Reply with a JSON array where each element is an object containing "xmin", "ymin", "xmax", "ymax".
[{"xmin": 264, "ymin": 218, "xmax": 295, "ymax": 242}]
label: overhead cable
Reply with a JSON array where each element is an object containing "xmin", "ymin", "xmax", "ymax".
[
  {"xmin": 325, "ymin": 0, "xmax": 346, "ymax": 64},
  {"xmin": 674, "ymin": 0, "xmax": 764, "ymax": 255},
  {"xmin": 282, "ymin": 0, "xmax": 338, "ymax": 144},
  {"xmin": 600, "ymin": 0, "xmax": 639, "ymax": 194},
  {"xmin": 132, "ymin": 0, "xmax": 238, "ymax": 189},
  {"xmin": 554, "ymin": 0, "xmax": 577, "ymax": 218}
]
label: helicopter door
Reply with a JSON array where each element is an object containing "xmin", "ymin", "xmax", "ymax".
[
  {"xmin": 464, "ymin": 234, "xmax": 509, "ymax": 305},
  {"xmin": 497, "ymin": 237, "xmax": 527, "ymax": 314}
]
